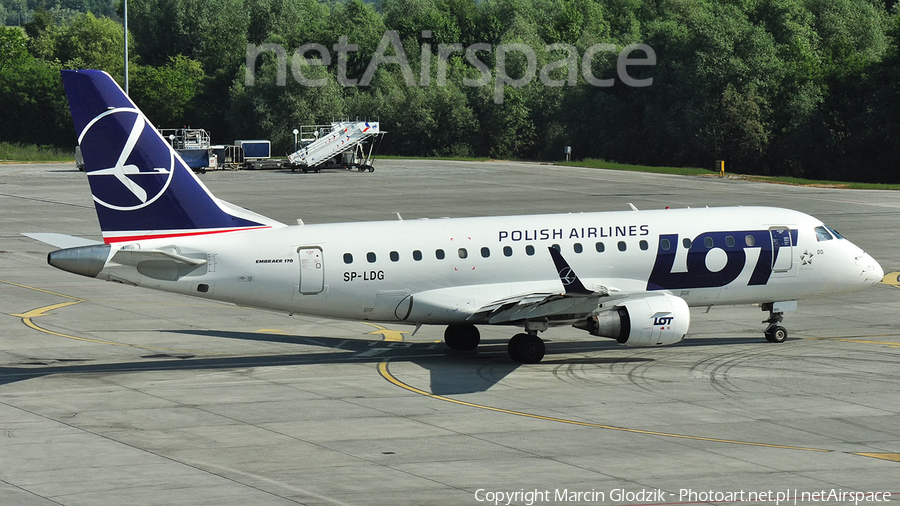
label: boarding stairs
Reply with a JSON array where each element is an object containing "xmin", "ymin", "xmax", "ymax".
[{"xmin": 288, "ymin": 121, "xmax": 382, "ymax": 171}]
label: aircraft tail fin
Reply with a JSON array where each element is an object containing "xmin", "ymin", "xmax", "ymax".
[{"xmin": 60, "ymin": 69, "xmax": 283, "ymax": 244}]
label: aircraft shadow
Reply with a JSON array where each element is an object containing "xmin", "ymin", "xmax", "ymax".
[
  {"xmin": 674, "ymin": 336, "xmax": 776, "ymax": 347},
  {"xmin": 0, "ymin": 330, "xmax": 653, "ymax": 395}
]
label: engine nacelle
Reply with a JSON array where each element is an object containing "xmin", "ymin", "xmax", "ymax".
[{"xmin": 574, "ymin": 294, "xmax": 690, "ymax": 346}]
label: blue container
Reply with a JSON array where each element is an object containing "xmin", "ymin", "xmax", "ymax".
[{"xmin": 236, "ymin": 140, "xmax": 271, "ymax": 160}]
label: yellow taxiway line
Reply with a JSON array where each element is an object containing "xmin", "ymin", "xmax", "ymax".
[
  {"xmin": 377, "ymin": 360, "xmax": 831, "ymax": 453},
  {"xmin": 2, "ymin": 279, "xmax": 218, "ymax": 354}
]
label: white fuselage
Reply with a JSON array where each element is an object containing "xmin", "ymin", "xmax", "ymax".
[{"xmin": 103, "ymin": 206, "xmax": 882, "ymax": 326}]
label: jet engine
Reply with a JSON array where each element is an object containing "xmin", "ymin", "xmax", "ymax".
[{"xmin": 574, "ymin": 294, "xmax": 690, "ymax": 346}]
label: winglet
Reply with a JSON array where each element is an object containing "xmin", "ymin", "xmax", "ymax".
[{"xmin": 548, "ymin": 247, "xmax": 592, "ymax": 295}]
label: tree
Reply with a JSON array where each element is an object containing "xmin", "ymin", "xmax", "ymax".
[
  {"xmin": 0, "ymin": 57, "xmax": 72, "ymax": 147},
  {"xmin": 0, "ymin": 26, "xmax": 28, "ymax": 71},
  {"xmin": 55, "ymin": 12, "xmax": 128, "ymax": 80},
  {"xmin": 130, "ymin": 55, "xmax": 205, "ymax": 128},
  {"xmin": 228, "ymin": 58, "xmax": 346, "ymax": 153},
  {"xmin": 383, "ymin": 0, "xmax": 461, "ymax": 45},
  {"xmin": 126, "ymin": 0, "xmax": 249, "ymax": 79},
  {"xmin": 326, "ymin": 0, "xmax": 388, "ymax": 81},
  {"xmin": 245, "ymin": 0, "xmax": 329, "ymax": 47}
]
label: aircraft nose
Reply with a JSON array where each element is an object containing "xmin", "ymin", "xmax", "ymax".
[{"xmin": 857, "ymin": 252, "xmax": 884, "ymax": 285}]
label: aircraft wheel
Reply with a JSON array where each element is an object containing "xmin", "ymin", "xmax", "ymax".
[
  {"xmin": 765, "ymin": 326, "xmax": 787, "ymax": 343},
  {"xmin": 444, "ymin": 324, "xmax": 480, "ymax": 351},
  {"xmin": 508, "ymin": 333, "xmax": 545, "ymax": 363}
]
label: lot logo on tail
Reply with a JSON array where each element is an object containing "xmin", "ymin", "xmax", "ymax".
[
  {"xmin": 558, "ymin": 266, "xmax": 576, "ymax": 286},
  {"xmin": 79, "ymin": 107, "xmax": 175, "ymax": 211}
]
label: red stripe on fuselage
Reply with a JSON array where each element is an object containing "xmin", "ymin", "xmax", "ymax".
[{"xmin": 103, "ymin": 226, "xmax": 271, "ymax": 244}]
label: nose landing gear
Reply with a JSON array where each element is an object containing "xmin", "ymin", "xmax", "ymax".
[{"xmin": 761, "ymin": 303, "xmax": 788, "ymax": 343}]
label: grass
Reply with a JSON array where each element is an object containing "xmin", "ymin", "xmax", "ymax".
[
  {"xmin": 731, "ymin": 174, "xmax": 900, "ymax": 190},
  {"xmin": 558, "ymin": 158, "xmax": 900, "ymax": 190},
  {"xmin": 0, "ymin": 142, "xmax": 75, "ymax": 163},
  {"xmin": 559, "ymin": 158, "xmax": 712, "ymax": 176},
  {"xmin": 377, "ymin": 155, "xmax": 492, "ymax": 162}
]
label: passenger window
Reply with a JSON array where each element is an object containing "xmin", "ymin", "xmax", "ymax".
[
  {"xmin": 595, "ymin": 242, "xmax": 605, "ymax": 253},
  {"xmin": 435, "ymin": 249, "xmax": 445, "ymax": 260},
  {"xmin": 390, "ymin": 251, "xmax": 399, "ymax": 262},
  {"xmin": 815, "ymin": 226, "xmax": 833, "ymax": 242},
  {"xmin": 745, "ymin": 235, "xmax": 756, "ymax": 247},
  {"xmin": 481, "ymin": 247, "xmax": 490, "ymax": 258},
  {"xmin": 660, "ymin": 239, "xmax": 670, "ymax": 251},
  {"xmin": 343, "ymin": 253, "xmax": 353, "ymax": 264},
  {"xmin": 617, "ymin": 241, "xmax": 627, "ymax": 252},
  {"xmin": 503, "ymin": 246, "xmax": 513, "ymax": 257},
  {"xmin": 525, "ymin": 245, "xmax": 535, "ymax": 256},
  {"xmin": 682, "ymin": 238, "xmax": 692, "ymax": 248},
  {"xmin": 551, "ymin": 244, "xmax": 560, "ymax": 251},
  {"xmin": 725, "ymin": 236, "xmax": 735, "ymax": 248},
  {"xmin": 704, "ymin": 237, "xmax": 714, "ymax": 248},
  {"xmin": 574, "ymin": 243, "xmax": 583, "ymax": 254},
  {"xmin": 413, "ymin": 250, "xmax": 422, "ymax": 261},
  {"xmin": 458, "ymin": 248, "xmax": 468, "ymax": 259},
  {"xmin": 639, "ymin": 240, "xmax": 649, "ymax": 251},
  {"xmin": 367, "ymin": 252, "xmax": 376, "ymax": 263}
]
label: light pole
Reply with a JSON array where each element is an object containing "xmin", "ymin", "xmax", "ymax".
[
  {"xmin": 293, "ymin": 129, "xmax": 299, "ymax": 152},
  {"xmin": 124, "ymin": 0, "xmax": 129, "ymax": 95}
]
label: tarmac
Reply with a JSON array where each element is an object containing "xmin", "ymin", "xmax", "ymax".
[{"xmin": 1, "ymin": 160, "xmax": 898, "ymax": 506}]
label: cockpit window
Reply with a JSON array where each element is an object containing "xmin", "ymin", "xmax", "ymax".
[
  {"xmin": 826, "ymin": 225, "xmax": 844, "ymax": 240},
  {"xmin": 815, "ymin": 226, "xmax": 833, "ymax": 242}
]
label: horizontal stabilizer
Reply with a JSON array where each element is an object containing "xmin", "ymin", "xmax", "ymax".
[{"xmin": 22, "ymin": 233, "xmax": 102, "ymax": 249}]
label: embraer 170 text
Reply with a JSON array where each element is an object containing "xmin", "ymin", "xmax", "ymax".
[{"xmin": 26, "ymin": 70, "xmax": 884, "ymax": 363}]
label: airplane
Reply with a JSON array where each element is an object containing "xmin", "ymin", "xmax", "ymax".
[{"xmin": 26, "ymin": 70, "xmax": 885, "ymax": 364}]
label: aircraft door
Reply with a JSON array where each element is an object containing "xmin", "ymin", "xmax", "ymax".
[
  {"xmin": 298, "ymin": 247, "xmax": 324, "ymax": 294},
  {"xmin": 770, "ymin": 228, "xmax": 793, "ymax": 272}
]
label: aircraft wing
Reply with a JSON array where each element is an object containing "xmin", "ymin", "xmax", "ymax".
[
  {"xmin": 22, "ymin": 233, "xmax": 102, "ymax": 249},
  {"xmin": 467, "ymin": 291, "xmax": 609, "ymax": 324},
  {"xmin": 468, "ymin": 247, "xmax": 617, "ymax": 324}
]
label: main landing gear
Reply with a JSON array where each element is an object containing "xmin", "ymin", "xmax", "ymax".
[
  {"xmin": 443, "ymin": 324, "xmax": 480, "ymax": 351},
  {"xmin": 443, "ymin": 323, "xmax": 546, "ymax": 363},
  {"xmin": 761, "ymin": 303, "xmax": 788, "ymax": 343},
  {"xmin": 507, "ymin": 333, "xmax": 545, "ymax": 363}
]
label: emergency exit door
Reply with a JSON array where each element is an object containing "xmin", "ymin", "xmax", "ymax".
[{"xmin": 298, "ymin": 247, "xmax": 324, "ymax": 294}]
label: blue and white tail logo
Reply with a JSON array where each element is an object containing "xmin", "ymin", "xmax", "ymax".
[
  {"xmin": 80, "ymin": 107, "xmax": 173, "ymax": 209},
  {"xmin": 62, "ymin": 70, "xmax": 279, "ymax": 242}
]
